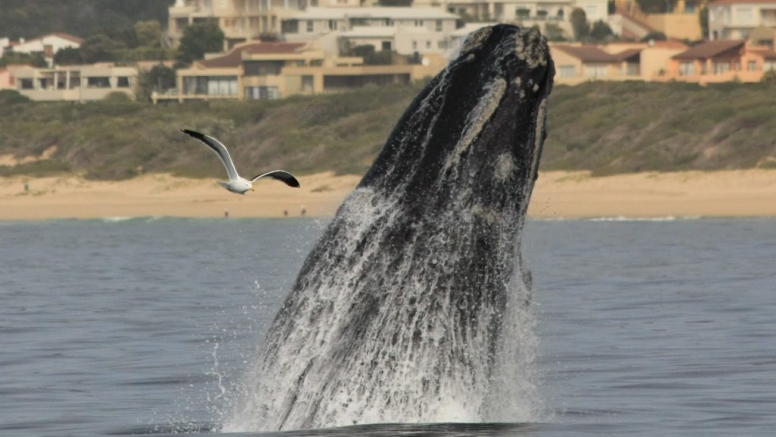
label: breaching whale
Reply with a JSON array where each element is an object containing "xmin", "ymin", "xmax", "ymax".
[{"xmin": 224, "ymin": 24, "xmax": 555, "ymax": 431}]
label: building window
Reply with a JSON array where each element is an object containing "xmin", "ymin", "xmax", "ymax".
[
  {"xmin": 765, "ymin": 61, "xmax": 776, "ymax": 71},
  {"xmin": 558, "ymin": 65, "xmax": 576, "ymax": 77},
  {"xmin": 426, "ymin": 41, "xmax": 431, "ymax": 49},
  {"xmin": 412, "ymin": 41, "xmax": 417, "ymax": 50},
  {"xmin": 282, "ymin": 20, "xmax": 299, "ymax": 33},
  {"xmin": 438, "ymin": 40, "xmax": 448, "ymax": 49},
  {"xmin": 381, "ymin": 41, "xmax": 392, "ymax": 51},
  {"xmin": 302, "ymin": 75, "xmax": 314, "ymax": 91},
  {"xmin": 203, "ymin": 0, "xmax": 212, "ymax": 11},
  {"xmin": 117, "ymin": 77, "xmax": 131, "ymax": 88},
  {"xmin": 748, "ymin": 60, "xmax": 758, "ymax": 71},
  {"xmin": 584, "ymin": 64, "xmax": 607, "ymax": 78},
  {"xmin": 436, "ymin": 20, "xmax": 442, "ymax": 31},
  {"xmin": 414, "ymin": 20, "xmax": 424, "ymax": 27},
  {"xmin": 244, "ymin": 61, "xmax": 284, "ymax": 75},
  {"xmin": 712, "ymin": 62, "xmax": 731, "ymax": 74},
  {"xmin": 383, "ymin": 19, "xmax": 393, "ymax": 26},
  {"xmin": 183, "ymin": 76, "xmax": 237, "ymax": 95},
  {"xmin": 328, "ymin": 20, "xmax": 338, "ymax": 30},
  {"xmin": 245, "ymin": 86, "xmax": 280, "ymax": 100},
  {"xmin": 19, "ymin": 78, "xmax": 34, "ymax": 89},
  {"xmin": 679, "ymin": 62, "xmax": 695, "ymax": 75},
  {"xmin": 307, "ymin": 20, "xmax": 313, "ymax": 32},
  {"xmin": 87, "ymin": 77, "xmax": 111, "ymax": 88}
]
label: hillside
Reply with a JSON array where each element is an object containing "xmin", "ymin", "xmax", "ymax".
[
  {"xmin": 0, "ymin": 0, "xmax": 174, "ymax": 40},
  {"xmin": 1, "ymin": 81, "xmax": 776, "ymax": 181}
]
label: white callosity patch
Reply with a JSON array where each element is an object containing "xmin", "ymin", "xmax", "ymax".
[
  {"xmin": 443, "ymin": 78, "xmax": 507, "ymax": 175},
  {"xmin": 513, "ymin": 27, "xmax": 549, "ymax": 70},
  {"xmin": 458, "ymin": 26, "xmax": 493, "ymax": 58}
]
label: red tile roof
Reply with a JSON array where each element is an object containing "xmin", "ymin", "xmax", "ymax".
[
  {"xmin": 552, "ymin": 45, "xmax": 618, "ymax": 63},
  {"xmin": 672, "ymin": 40, "xmax": 745, "ymax": 60},
  {"xmin": 612, "ymin": 48, "xmax": 642, "ymax": 61},
  {"xmin": 198, "ymin": 42, "xmax": 306, "ymax": 68},
  {"xmin": 651, "ymin": 40, "xmax": 690, "ymax": 50}
]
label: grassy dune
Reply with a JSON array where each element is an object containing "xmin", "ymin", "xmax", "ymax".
[{"xmin": 1, "ymin": 81, "xmax": 775, "ymax": 181}]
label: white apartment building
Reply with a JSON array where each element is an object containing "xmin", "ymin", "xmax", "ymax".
[
  {"xmin": 414, "ymin": 0, "xmax": 608, "ymax": 22},
  {"xmin": 280, "ymin": 7, "xmax": 460, "ymax": 56},
  {"xmin": 14, "ymin": 64, "xmax": 138, "ymax": 102},
  {"xmin": 168, "ymin": 0, "xmax": 367, "ymax": 47},
  {"xmin": 708, "ymin": 0, "xmax": 776, "ymax": 40}
]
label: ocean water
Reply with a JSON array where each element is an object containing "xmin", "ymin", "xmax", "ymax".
[{"xmin": 0, "ymin": 217, "xmax": 774, "ymax": 436}]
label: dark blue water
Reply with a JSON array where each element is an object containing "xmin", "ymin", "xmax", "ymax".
[{"xmin": 1, "ymin": 218, "xmax": 774, "ymax": 436}]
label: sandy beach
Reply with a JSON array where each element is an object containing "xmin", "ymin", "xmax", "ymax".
[{"xmin": 1, "ymin": 169, "xmax": 775, "ymax": 220}]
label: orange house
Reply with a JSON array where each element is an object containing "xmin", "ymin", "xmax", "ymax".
[{"xmin": 664, "ymin": 39, "xmax": 776, "ymax": 84}]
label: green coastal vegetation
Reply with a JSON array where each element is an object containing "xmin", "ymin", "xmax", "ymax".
[{"xmin": 2, "ymin": 80, "xmax": 776, "ymax": 181}]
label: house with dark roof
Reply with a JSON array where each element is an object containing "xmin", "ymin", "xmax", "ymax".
[
  {"xmin": 164, "ymin": 40, "xmax": 442, "ymax": 103},
  {"xmin": 663, "ymin": 39, "xmax": 776, "ymax": 83}
]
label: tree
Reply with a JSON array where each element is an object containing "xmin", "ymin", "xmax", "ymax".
[
  {"xmin": 79, "ymin": 34, "xmax": 127, "ymax": 63},
  {"xmin": 378, "ymin": 0, "xmax": 412, "ymax": 5},
  {"xmin": 0, "ymin": 52, "xmax": 47, "ymax": 68},
  {"xmin": 761, "ymin": 70, "xmax": 776, "ymax": 84},
  {"xmin": 103, "ymin": 91, "xmax": 133, "ymax": 103},
  {"xmin": 135, "ymin": 20, "xmax": 162, "ymax": 48},
  {"xmin": 590, "ymin": 21, "xmax": 615, "ymax": 42},
  {"xmin": 636, "ymin": 0, "xmax": 676, "ymax": 13},
  {"xmin": 54, "ymin": 47, "xmax": 83, "ymax": 65},
  {"xmin": 641, "ymin": 31, "xmax": 667, "ymax": 42},
  {"xmin": 0, "ymin": 89, "xmax": 31, "ymax": 104},
  {"xmin": 136, "ymin": 64, "xmax": 177, "ymax": 101},
  {"xmin": 699, "ymin": 6, "xmax": 709, "ymax": 40},
  {"xmin": 570, "ymin": 8, "xmax": 589, "ymax": 41},
  {"xmin": 176, "ymin": 21, "xmax": 225, "ymax": 66},
  {"xmin": 544, "ymin": 23, "xmax": 567, "ymax": 42}
]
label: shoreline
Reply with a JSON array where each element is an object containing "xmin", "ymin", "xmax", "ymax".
[{"xmin": 1, "ymin": 170, "xmax": 775, "ymax": 221}]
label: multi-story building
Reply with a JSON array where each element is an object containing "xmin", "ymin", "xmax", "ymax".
[
  {"xmin": 280, "ymin": 7, "xmax": 460, "ymax": 56},
  {"xmin": 14, "ymin": 64, "xmax": 138, "ymax": 102},
  {"xmin": 708, "ymin": 0, "xmax": 776, "ymax": 40},
  {"xmin": 161, "ymin": 40, "xmax": 442, "ymax": 102},
  {"xmin": 168, "ymin": 0, "xmax": 370, "ymax": 48},
  {"xmin": 169, "ymin": 0, "xmax": 311, "ymax": 47},
  {"xmin": 414, "ymin": 0, "xmax": 609, "ymax": 39}
]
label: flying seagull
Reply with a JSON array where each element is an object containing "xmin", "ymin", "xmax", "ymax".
[{"xmin": 180, "ymin": 129, "xmax": 300, "ymax": 194}]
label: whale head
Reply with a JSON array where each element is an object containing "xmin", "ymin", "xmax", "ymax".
[{"xmin": 359, "ymin": 23, "xmax": 554, "ymax": 222}]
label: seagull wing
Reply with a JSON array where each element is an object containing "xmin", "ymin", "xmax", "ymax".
[
  {"xmin": 180, "ymin": 129, "xmax": 239, "ymax": 180},
  {"xmin": 250, "ymin": 170, "xmax": 301, "ymax": 188}
]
